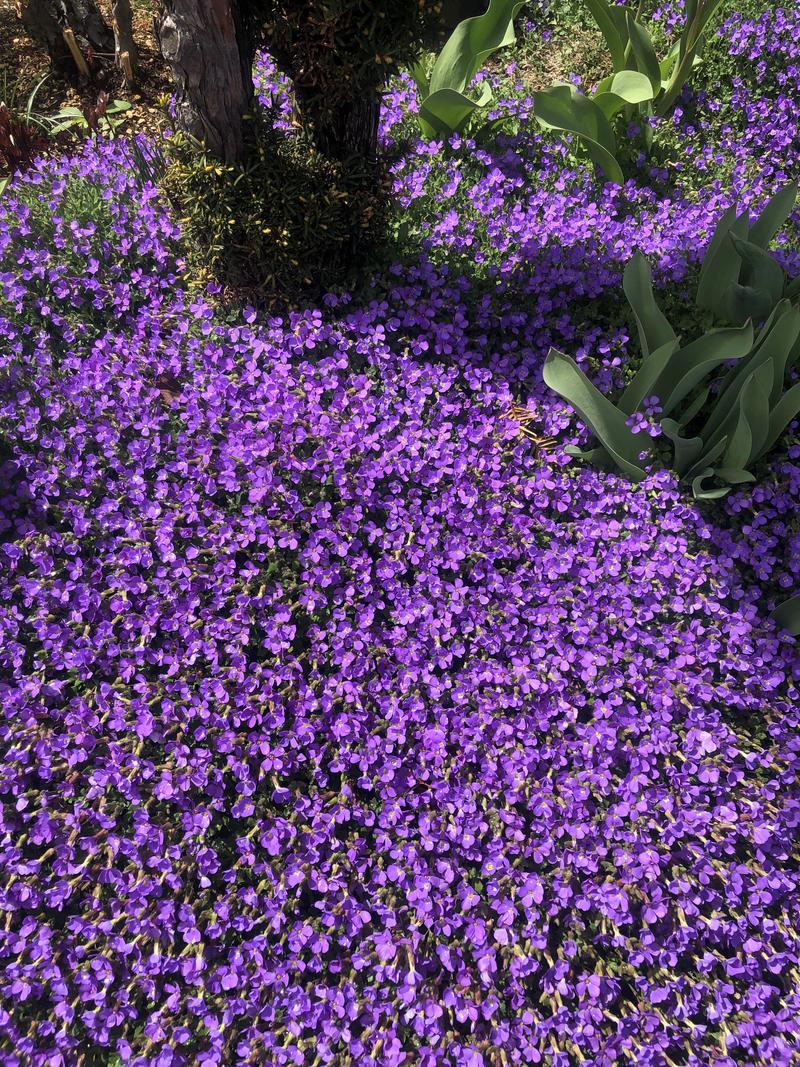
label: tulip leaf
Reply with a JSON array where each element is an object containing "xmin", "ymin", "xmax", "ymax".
[
  {"xmin": 543, "ymin": 348, "xmax": 647, "ymax": 480},
  {"xmin": 773, "ymin": 594, "xmax": 800, "ymax": 635},
  {"xmin": 582, "ymin": 0, "xmax": 628, "ymax": 70},
  {"xmin": 618, "ymin": 339, "xmax": 679, "ymax": 415},
  {"xmin": 660, "ymin": 417, "xmax": 703, "ymax": 475},
  {"xmin": 429, "ymin": 0, "xmax": 524, "ymax": 96},
  {"xmin": 748, "ymin": 182, "xmax": 798, "ymax": 248},
  {"xmin": 625, "ymin": 13, "xmax": 661, "ymax": 93},
  {"xmin": 696, "ymin": 207, "xmax": 750, "ymax": 316},
  {"xmin": 756, "ymin": 382, "xmax": 800, "ymax": 460},
  {"xmin": 729, "ymin": 232, "xmax": 787, "ymax": 310},
  {"xmin": 659, "ymin": 321, "xmax": 754, "ymax": 414},
  {"xmin": 622, "ymin": 251, "xmax": 677, "ymax": 358},
  {"xmin": 533, "ymin": 84, "xmax": 624, "ymax": 184}
]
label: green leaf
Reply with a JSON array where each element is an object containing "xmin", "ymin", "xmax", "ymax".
[
  {"xmin": 691, "ymin": 468, "xmax": 731, "ymax": 500},
  {"xmin": 678, "ymin": 385, "xmax": 710, "ymax": 428},
  {"xmin": 429, "ymin": 0, "xmax": 524, "ymax": 96},
  {"xmin": 696, "ymin": 207, "xmax": 750, "ymax": 317},
  {"xmin": 622, "ymin": 251, "xmax": 677, "ymax": 358},
  {"xmin": 594, "ymin": 69, "xmax": 655, "ymax": 120},
  {"xmin": 715, "ymin": 468, "xmax": 757, "ymax": 484},
  {"xmin": 409, "ymin": 60, "xmax": 430, "ymax": 97},
  {"xmin": 728, "ymin": 232, "xmax": 786, "ymax": 311},
  {"xmin": 658, "ymin": 321, "xmax": 755, "ymax": 414},
  {"xmin": 625, "ymin": 13, "xmax": 661, "ymax": 94},
  {"xmin": 748, "ymin": 182, "xmax": 798, "ymax": 248},
  {"xmin": 660, "ymin": 417, "xmax": 703, "ymax": 475},
  {"xmin": 618, "ymin": 339, "xmax": 679, "ymax": 415},
  {"xmin": 543, "ymin": 348, "xmax": 647, "ymax": 480},
  {"xmin": 755, "ymin": 381, "xmax": 800, "ymax": 459},
  {"xmin": 722, "ymin": 364, "xmax": 772, "ymax": 467},
  {"xmin": 533, "ymin": 84, "xmax": 624, "ymax": 184},
  {"xmin": 699, "ymin": 303, "xmax": 800, "ymax": 446},
  {"xmin": 723, "ymin": 283, "xmax": 775, "ymax": 326},
  {"xmin": 773, "ymin": 593, "xmax": 800, "ymax": 635},
  {"xmin": 419, "ymin": 87, "xmax": 486, "ymax": 137},
  {"xmin": 582, "ymin": 0, "xmax": 628, "ymax": 70}
]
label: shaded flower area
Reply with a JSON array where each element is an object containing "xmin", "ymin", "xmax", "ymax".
[{"xmin": 1, "ymin": 6, "xmax": 800, "ymax": 1066}]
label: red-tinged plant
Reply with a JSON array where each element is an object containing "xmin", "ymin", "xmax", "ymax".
[{"xmin": 0, "ymin": 104, "xmax": 50, "ymax": 177}]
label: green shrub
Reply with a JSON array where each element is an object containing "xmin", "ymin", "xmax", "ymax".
[{"xmin": 162, "ymin": 119, "xmax": 391, "ymax": 302}]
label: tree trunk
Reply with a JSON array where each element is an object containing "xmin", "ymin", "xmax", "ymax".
[
  {"xmin": 156, "ymin": 0, "xmax": 255, "ymax": 164},
  {"xmin": 20, "ymin": 0, "xmax": 114, "ymax": 76},
  {"xmin": 111, "ymin": 0, "xmax": 137, "ymax": 84},
  {"xmin": 294, "ymin": 88, "xmax": 381, "ymax": 163}
]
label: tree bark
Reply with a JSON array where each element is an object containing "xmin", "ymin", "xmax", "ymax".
[
  {"xmin": 156, "ymin": 0, "xmax": 256, "ymax": 164},
  {"xmin": 20, "ymin": 0, "xmax": 114, "ymax": 76},
  {"xmin": 111, "ymin": 0, "xmax": 137, "ymax": 83}
]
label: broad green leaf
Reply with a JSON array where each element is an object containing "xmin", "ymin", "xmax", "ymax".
[
  {"xmin": 687, "ymin": 433, "xmax": 729, "ymax": 479},
  {"xmin": 723, "ymin": 283, "xmax": 775, "ymax": 326},
  {"xmin": 678, "ymin": 385, "xmax": 710, "ymax": 428},
  {"xmin": 660, "ymin": 417, "xmax": 703, "ymax": 475},
  {"xmin": 755, "ymin": 381, "xmax": 800, "ymax": 459},
  {"xmin": 728, "ymin": 232, "xmax": 786, "ymax": 310},
  {"xmin": 722, "ymin": 363, "xmax": 772, "ymax": 466},
  {"xmin": 715, "ymin": 468, "xmax": 757, "ymax": 484},
  {"xmin": 543, "ymin": 348, "xmax": 647, "ymax": 480},
  {"xmin": 700, "ymin": 303, "xmax": 800, "ymax": 445},
  {"xmin": 773, "ymin": 593, "xmax": 800, "ymax": 635},
  {"xmin": 659, "ymin": 321, "xmax": 754, "ymax": 414},
  {"xmin": 429, "ymin": 0, "xmax": 524, "ymax": 96},
  {"xmin": 618, "ymin": 339, "xmax": 679, "ymax": 415},
  {"xmin": 691, "ymin": 468, "xmax": 732, "ymax": 500},
  {"xmin": 583, "ymin": 0, "xmax": 628, "ymax": 70},
  {"xmin": 533, "ymin": 85, "xmax": 624, "ymax": 184},
  {"xmin": 626, "ymin": 13, "xmax": 661, "ymax": 94},
  {"xmin": 419, "ymin": 87, "xmax": 486, "ymax": 137},
  {"xmin": 748, "ymin": 182, "xmax": 798, "ymax": 248},
  {"xmin": 696, "ymin": 207, "xmax": 749, "ymax": 316},
  {"xmin": 594, "ymin": 70, "xmax": 654, "ymax": 120},
  {"xmin": 622, "ymin": 251, "xmax": 677, "ymax": 358}
]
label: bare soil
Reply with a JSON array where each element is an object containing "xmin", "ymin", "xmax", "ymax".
[{"xmin": 0, "ymin": 0, "xmax": 169, "ymax": 140}]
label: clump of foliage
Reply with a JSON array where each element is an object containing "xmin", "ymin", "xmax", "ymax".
[
  {"xmin": 260, "ymin": 0, "xmax": 445, "ymax": 157},
  {"xmin": 410, "ymin": 0, "xmax": 524, "ymax": 139},
  {"xmin": 162, "ymin": 118, "xmax": 390, "ymax": 301},
  {"xmin": 533, "ymin": 0, "xmax": 727, "ymax": 182},
  {"xmin": 544, "ymin": 184, "xmax": 800, "ymax": 499}
]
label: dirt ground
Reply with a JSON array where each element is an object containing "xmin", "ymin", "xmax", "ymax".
[{"xmin": 0, "ymin": 0, "xmax": 169, "ymax": 138}]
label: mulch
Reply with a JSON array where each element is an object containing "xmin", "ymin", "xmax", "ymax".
[{"xmin": 0, "ymin": 0, "xmax": 170, "ymax": 141}]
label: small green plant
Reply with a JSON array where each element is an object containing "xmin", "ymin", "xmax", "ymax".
[
  {"xmin": 542, "ymin": 186, "xmax": 800, "ymax": 499},
  {"xmin": 49, "ymin": 92, "xmax": 131, "ymax": 138},
  {"xmin": 410, "ymin": 0, "xmax": 524, "ymax": 139},
  {"xmin": 533, "ymin": 0, "xmax": 727, "ymax": 182}
]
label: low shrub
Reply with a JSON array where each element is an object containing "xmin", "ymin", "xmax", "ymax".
[{"xmin": 161, "ymin": 119, "xmax": 391, "ymax": 302}]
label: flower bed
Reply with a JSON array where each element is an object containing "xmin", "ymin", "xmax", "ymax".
[{"xmin": 1, "ymin": 7, "xmax": 800, "ymax": 1065}]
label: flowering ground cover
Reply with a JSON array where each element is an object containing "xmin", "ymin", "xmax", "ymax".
[{"xmin": 1, "ymin": 5, "xmax": 800, "ymax": 1066}]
